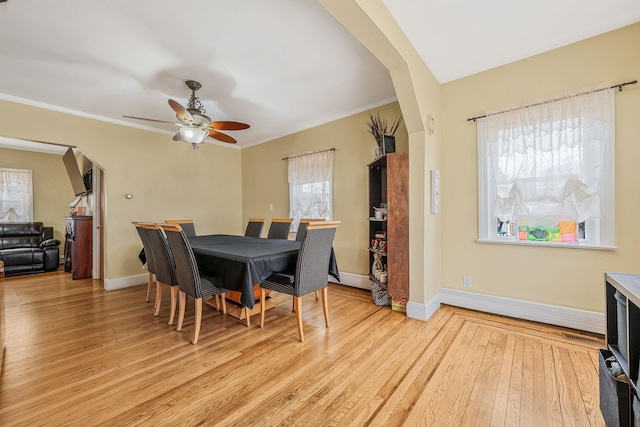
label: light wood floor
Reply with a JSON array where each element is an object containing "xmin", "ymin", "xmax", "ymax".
[{"xmin": 0, "ymin": 271, "xmax": 606, "ymax": 426}]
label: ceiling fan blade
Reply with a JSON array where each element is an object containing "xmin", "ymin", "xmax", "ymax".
[
  {"xmin": 207, "ymin": 121, "xmax": 250, "ymax": 131},
  {"xmin": 173, "ymin": 132, "xmax": 183, "ymax": 141},
  {"xmin": 168, "ymin": 99, "xmax": 194, "ymax": 124},
  {"xmin": 208, "ymin": 130, "xmax": 237, "ymax": 144},
  {"xmin": 123, "ymin": 115, "xmax": 181, "ymax": 125}
]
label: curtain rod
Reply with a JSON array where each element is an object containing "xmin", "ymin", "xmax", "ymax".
[
  {"xmin": 467, "ymin": 80, "xmax": 637, "ymax": 122},
  {"xmin": 282, "ymin": 147, "xmax": 335, "ymax": 161}
]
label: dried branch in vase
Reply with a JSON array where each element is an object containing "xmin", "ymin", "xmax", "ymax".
[{"xmin": 365, "ymin": 111, "xmax": 403, "ymax": 147}]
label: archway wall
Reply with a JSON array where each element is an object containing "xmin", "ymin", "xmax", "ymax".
[{"xmin": 321, "ymin": 0, "xmax": 443, "ymax": 306}]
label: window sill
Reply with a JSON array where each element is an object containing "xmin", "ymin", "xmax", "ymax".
[{"xmin": 477, "ymin": 238, "xmax": 617, "ymax": 251}]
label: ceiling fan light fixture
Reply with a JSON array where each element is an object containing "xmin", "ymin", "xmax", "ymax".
[{"xmin": 179, "ymin": 126, "xmax": 208, "ymax": 145}]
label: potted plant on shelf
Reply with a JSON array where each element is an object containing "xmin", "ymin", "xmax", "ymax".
[{"xmin": 365, "ymin": 111, "xmax": 403, "ymax": 157}]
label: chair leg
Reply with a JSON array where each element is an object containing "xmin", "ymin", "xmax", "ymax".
[
  {"xmin": 193, "ymin": 298, "xmax": 203, "ymax": 345},
  {"xmin": 260, "ymin": 288, "xmax": 266, "ymax": 328},
  {"xmin": 168, "ymin": 286, "xmax": 179, "ymax": 325},
  {"xmin": 295, "ymin": 296, "xmax": 304, "ymax": 342},
  {"xmin": 245, "ymin": 306, "xmax": 251, "ymax": 327},
  {"xmin": 220, "ymin": 293, "xmax": 227, "ymax": 315},
  {"xmin": 146, "ymin": 272, "xmax": 153, "ymax": 303},
  {"xmin": 315, "ymin": 290, "xmax": 319, "ymax": 300},
  {"xmin": 154, "ymin": 281, "xmax": 163, "ymax": 316},
  {"xmin": 321, "ymin": 287, "xmax": 329, "ymax": 328},
  {"xmin": 176, "ymin": 291, "xmax": 187, "ymax": 332}
]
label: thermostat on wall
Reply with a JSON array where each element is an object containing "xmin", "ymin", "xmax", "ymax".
[{"xmin": 431, "ymin": 169, "xmax": 440, "ymax": 213}]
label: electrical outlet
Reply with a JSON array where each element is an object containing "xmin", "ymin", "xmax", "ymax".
[
  {"xmin": 463, "ymin": 276, "xmax": 472, "ymax": 288},
  {"xmin": 268, "ymin": 203, "xmax": 273, "ymax": 211}
]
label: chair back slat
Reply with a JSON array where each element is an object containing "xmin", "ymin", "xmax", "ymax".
[
  {"xmin": 267, "ymin": 218, "xmax": 293, "ymax": 239},
  {"xmin": 294, "ymin": 221, "xmax": 339, "ymax": 296},
  {"xmin": 139, "ymin": 223, "xmax": 177, "ymax": 286},
  {"xmin": 245, "ymin": 218, "xmax": 265, "ymax": 238},
  {"xmin": 161, "ymin": 223, "xmax": 203, "ymax": 298},
  {"xmin": 165, "ymin": 219, "xmax": 197, "ymax": 237}
]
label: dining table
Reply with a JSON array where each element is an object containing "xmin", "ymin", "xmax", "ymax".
[{"xmin": 187, "ymin": 234, "xmax": 340, "ymax": 310}]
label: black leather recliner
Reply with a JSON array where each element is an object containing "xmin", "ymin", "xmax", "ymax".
[{"xmin": 0, "ymin": 222, "xmax": 61, "ymax": 277}]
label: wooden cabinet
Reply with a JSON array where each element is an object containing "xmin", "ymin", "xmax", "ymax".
[
  {"xmin": 64, "ymin": 216, "xmax": 93, "ymax": 280},
  {"xmin": 368, "ymin": 153, "xmax": 409, "ymax": 309},
  {"xmin": 602, "ymin": 273, "xmax": 640, "ymax": 426}
]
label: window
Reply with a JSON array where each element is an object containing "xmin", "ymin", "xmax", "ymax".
[
  {"xmin": 288, "ymin": 150, "xmax": 334, "ymax": 231},
  {"xmin": 0, "ymin": 168, "xmax": 34, "ymax": 222},
  {"xmin": 477, "ymin": 86, "xmax": 615, "ymax": 248}
]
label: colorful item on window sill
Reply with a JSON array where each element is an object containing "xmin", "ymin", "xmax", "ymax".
[
  {"xmin": 526, "ymin": 226, "xmax": 560, "ymax": 242},
  {"xmin": 518, "ymin": 220, "xmax": 578, "ymax": 242}
]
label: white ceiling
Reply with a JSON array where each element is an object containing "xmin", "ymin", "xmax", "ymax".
[
  {"xmin": 0, "ymin": 0, "xmax": 638, "ymax": 151},
  {"xmin": 384, "ymin": 0, "xmax": 640, "ymax": 83}
]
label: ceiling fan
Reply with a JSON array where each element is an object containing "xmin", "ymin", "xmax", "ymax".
[{"xmin": 124, "ymin": 80, "xmax": 250, "ymax": 148}]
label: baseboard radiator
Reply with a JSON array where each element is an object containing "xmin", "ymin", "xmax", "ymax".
[{"xmin": 436, "ymin": 288, "xmax": 604, "ymax": 334}]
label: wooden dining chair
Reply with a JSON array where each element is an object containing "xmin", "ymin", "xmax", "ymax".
[
  {"xmin": 165, "ymin": 219, "xmax": 197, "ymax": 237},
  {"xmin": 133, "ymin": 222, "xmax": 159, "ymax": 305},
  {"xmin": 160, "ymin": 223, "xmax": 230, "ymax": 345},
  {"xmin": 260, "ymin": 221, "xmax": 340, "ymax": 342},
  {"xmin": 267, "ymin": 218, "xmax": 293, "ymax": 240},
  {"xmin": 244, "ymin": 218, "xmax": 266, "ymax": 238},
  {"xmin": 137, "ymin": 223, "xmax": 180, "ymax": 326}
]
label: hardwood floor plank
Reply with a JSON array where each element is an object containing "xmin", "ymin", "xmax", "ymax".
[
  {"xmin": 430, "ymin": 327, "xmax": 493, "ymax": 426},
  {"xmin": 553, "ymin": 346, "xmax": 591, "ymax": 427},
  {"xmin": 487, "ymin": 334, "xmax": 516, "ymax": 426},
  {"xmin": 316, "ymin": 310, "xmax": 459, "ymax": 426},
  {"xmin": 357, "ymin": 310, "xmax": 462, "ymax": 427},
  {"xmin": 504, "ymin": 335, "xmax": 525, "ymax": 426},
  {"xmin": 0, "ymin": 272, "xmax": 608, "ymax": 426},
  {"xmin": 541, "ymin": 342, "xmax": 563, "ymax": 427},
  {"xmin": 462, "ymin": 331, "xmax": 508, "ymax": 426},
  {"xmin": 401, "ymin": 321, "xmax": 482, "ymax": 425},
  {"xmin": 570, "ymin": 349, "xmax": 605, "ymax": 427}
]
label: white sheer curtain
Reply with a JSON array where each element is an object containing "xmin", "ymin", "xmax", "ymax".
[
  {"xmin": 0, "ymin": 168, "xmax": 34, "ymax": 222},
  {"xmin": 288, "ymin": 150, "xmax": 334, "ymax": 230},
  {"xmin": 479, "ymin": 85, "xmax": 614, "ymax": 223}
]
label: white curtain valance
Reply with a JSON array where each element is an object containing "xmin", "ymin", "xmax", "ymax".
[{"xmin": 480, "ymin": 85, "xmax": 614, "ymax": 222}]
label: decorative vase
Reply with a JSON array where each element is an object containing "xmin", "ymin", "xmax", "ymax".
[{"xmin": 377, "ymin": 135, "xmax": 396, "ymax": 155}]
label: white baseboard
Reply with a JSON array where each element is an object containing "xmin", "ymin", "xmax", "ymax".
[
  {"xmin": 438, "ymin": 288, "xmax": 605, "ymax": 334},
  {"xmin": 104, "ymin": 273, "xmax": 146, "ymax": 291},
  {"xmin": 407, "ymin": 294, "xmax": 441, "ymax": 321},
  {"xmin": 332, "ymin": 272, "xmax": 371, "ymax": 290}
]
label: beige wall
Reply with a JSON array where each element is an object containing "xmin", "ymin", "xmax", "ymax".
[
  {"xmin": 0, "ymin": 100, "xmax": 243, "ymax": 281},
  {"xmin": 242, "ymin": 102, "xmax": 407, "ymax": 276},
  {"xmin": 441, "ymin": 23, "xmax": 640, "ymax": 312},
  {"xmin": 0, "ymin": 147, "xmax": 73, "ymax": 241}
]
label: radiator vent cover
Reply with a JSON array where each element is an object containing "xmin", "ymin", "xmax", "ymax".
[{"xmin": 563, "ymin": 333, "xmax": 605, "ymax": 347}]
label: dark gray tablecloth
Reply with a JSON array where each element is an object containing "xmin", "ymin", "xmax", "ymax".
[{"xmin": 188, "ymin": 234, "xmax": 339, "ymax": 308}]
